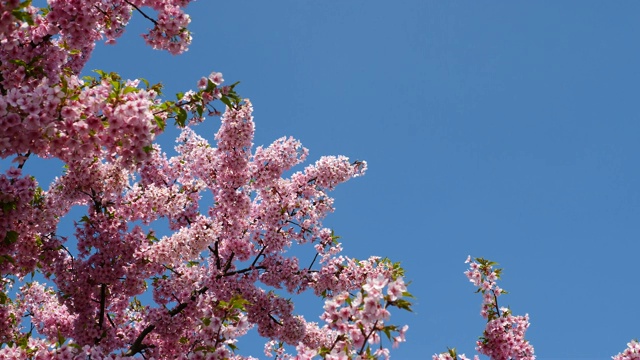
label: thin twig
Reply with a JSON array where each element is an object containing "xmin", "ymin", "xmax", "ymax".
[
  {"xmin": 308, "ymin": 252, "xmax": 320, "ymax": 270},
  {"xmin": 123, "ymin": 0, "xmax": 158, "ymax": 26},
  {"xmin": 95, "ymin": 284, "xmax": 107, "ymax": 344},
  {"xmin": 251, "ymin": 245, "xmax": 266, "ymax": 268},
  {"xmin": 16, "ymin": 151, "xmax": 31, "ymax": 169},
  {"xmin": 358, "ymin": 320, "xmax": 379, "ymax": 355}
]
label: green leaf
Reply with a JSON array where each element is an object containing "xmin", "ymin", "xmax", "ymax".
[
  {"xmin": 154, "ymin": 115, "xmax": 166, "ymax": 132},
  {"xmin": 34, "ymin": 235, "xmax": 43, "ymax": 247},
  {"xmin": 229, "ymin": 294, "xmax": 249, "ymax": 311},
  {"xmin": 382, "ymin": 326, "xmax": 392, "ymax": 340},
  {"xmin": 17, "ymin": 0, "xmax": 33, "ymax": 10},
  {"xmin": 193, "ymin": 345, "xmax": 217, "ymax": 352},
  {"xmin": 31, "ymin": 186, "xmax": 44, "ymax": 206},
  {"xmin": 391, "ymin": 298, "xmax": 413, "ymax": 312},
  {"xmin": 344, "ymin": 295, "xmax": 352, "ymax": 306},
  {"xmin": 205, "ymin": 79, "xmax": 216, "ymax": 92},
  {"xmin": 10, "ymin": 59, "xmax": 27, "ymax": 67},
  {"xmin": 0, "ymin": 254, "xmax": 15, "ymax": 265},
  {"xmin": 109, "ymin": 79, "xmax": 120, "ymax": 92},
  {"xmin": 175, "ymin": 107, "xmax": 188, "ymax": 127},
  {"xmin": 12, "ymin": 8, "xmax": 34, "ymax": 26},
  {"xmin": 57, "ymin": 330, "xmax": 65, "ymax": 346},
  {"xmin": 330, "ymin": 229, "xmax": 340, "ymax": 244},
  {"xmin": 402, "ymin": 290, "xmax": 415, "ymax": 298},
  {"xmin": 202, "ymin": 317, "xmax": 211, "ymax": 326},
  {"xmin": 1, "ymin": 201, "xmax": 17, "ymax": 212},
  {"xmin": 151, "ymin": 82, "xmax": 164, "ymax": 94},
  {"xmin": 16, "ymin": 332, "xmax": 30, "ymax": 348},
  {"xmin": 4, "ymin": 230, "xmax": 18, "ymax": 245},
  {"xmin": 220, "ymin": 96, "xmax": 233, "ymax": 108}
]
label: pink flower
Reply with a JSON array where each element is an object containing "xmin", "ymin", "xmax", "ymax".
[
  {"xmin": 209, "ymin": 71, "xmax": 224, "ymax": 85},
  {"xmin": 197, "ymin": 76, "xmax": 208, "ymax": 89},
  {"xmin": 362, "ymin": 274, "xmax": 388, "ymax": 298},
  {"xmin": 6, "ymin": 167, "xmax": 21, "ymax": 178},
  {"xmin": 387, "ymin": 277, "xmax": 406, "ymax": 301}
]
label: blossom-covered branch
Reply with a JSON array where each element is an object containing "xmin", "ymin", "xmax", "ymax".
[{"xmin": 0, "ymin": 1, "xmax": 411, "ymax": 359}]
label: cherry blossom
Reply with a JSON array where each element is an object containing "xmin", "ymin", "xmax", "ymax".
[
  {"xmin": 613, "ymin": 340, "xmax": 640, "ymax": 360},
  {"xmin": 0, "ymin": 1, "xmax": 411, "ymax": 359}
]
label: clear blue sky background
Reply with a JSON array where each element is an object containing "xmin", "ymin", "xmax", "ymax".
[{"xmin": 15, "ymin": 1, "xmax": 640, "ymax": 359}]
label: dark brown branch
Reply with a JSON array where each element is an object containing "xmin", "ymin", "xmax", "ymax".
[
  {"xmin": 95, "ymin": 284, "xmax": 107, "ymax": 344},
  {"xmin": 209, "ymin": 241, "xmax": 221, "ymax": 270},
  {"xmin": 107, "ymin": 313, "xmax": 117, "ymax": 329},
  {"xmin": 251, "ymin": 245, "xmax": 266, "ymax": 268},
  {"xmin": 223, "ymin": 251, "xmax": 235, "ymax": 273},
  {"xmin": 126, "ymin": 245, "xmax": 267, "ymax": 355},
  {"xmin": 123, "ymin": 0, "xmax": 158, "ymax": 26},
  {"xmin": 358, "ymin": 320, "xmax": 379, "ymax": 355},
  {"xmin": 268, "ymin": 313, "xmax": 283, "ymax": 326},
  {"xmin": 98, "ymin": 284, "xmax": 106, "ymax": 329},
  {"xmin": 308, "ymin": 252, "xmax": 320, "ymax": 271},
  {"xmin": 327, "ymin": 334, "xmax": 345, "ymax": 354},
  {"xmin": 285, "ymin": 220, "xmax": 312, "ymax": 234},
  {"xmin": 212, "ymin": 308, "xmax": 230, "ymax": 350},
  {"xmin": 93, "ymin": 5, "xmax": 107, "ymax": 16},
  {"xmin": 125, "ymin": 324, "xmax": 156, "ymax": 356},
  {"xmin": 16, "ymin": 151, "xmax": 31, "ymax": 170},
  {"xmin": 162, "ymin": 264, "xmax": 182, "ymax": 277},
  {"xmin": 125, "ymin": 286, "xmax": 209, "ymax": 356},
  {"xmin": 221, "ymin": 265, "xmax": 265, "ymax": 278},
  {"xmin": 493, "ymin": 290, "xmax": 501, "ymax": 318},
  {"xmin": 58, "ymin": 243, "xmax": 75, "ymax": 261}
]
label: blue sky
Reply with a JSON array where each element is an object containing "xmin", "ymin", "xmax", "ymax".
[{"xmin": 12, "ymin": 1, "xmax": 640, "ymax": 358}]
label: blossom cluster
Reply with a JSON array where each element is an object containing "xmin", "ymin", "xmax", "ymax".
[
  {"xmin": 613, "ymin": 340, "xmax": 640, "ymax": 360},
  {"xmin": 434, "ymin": 257, "xmax": 640, "ymax": 360},
  {"xmin": 466, "ymin": 257, "xmax": 535, "ymax": 360},
  {"xmin": 0, "ymin": 0, "xmax": 199, "ymax": 168},
  {"xmin": 433, "ymin": 257, "xmax": 534, "ymax": 360},
  {"xmin": 263, "ymin": 260, "xmax": 410, "ymax": 360},
  {"xmin": 432, "ymin": 352, "xmax": 477, "ymax": 360}
]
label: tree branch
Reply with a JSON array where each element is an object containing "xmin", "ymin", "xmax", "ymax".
[
  {"xmin": 95, "ymin": 284, "xmax": 107, "ymax": 344},
  {"xmin": 125, "ymin": 286, "xmax": 209, "ymax": 356},
  {"xmin": 16, "ymin": 151, "xmax": 31, "ymax": 170},
  {"xmin": 358, "ymin": 320, "xmax": 379, "ymax": 355},
  {"xmin": 124, "ymin": 324, "xmax": 156, "ymax": 356},
  {"xmin": 251, "ymin": 245, "xmax": 266, "ymax": 268},
  {"xmin": 123, "ymin": 0, "xmax": 158, "ymax": 26},
  {"xmin": 221, "ymin": 265, "xmax": 265, "ymax": 277},
  {"xmin": 126, "ymin": 246, "xmax": 267, "ymax": 355}
]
